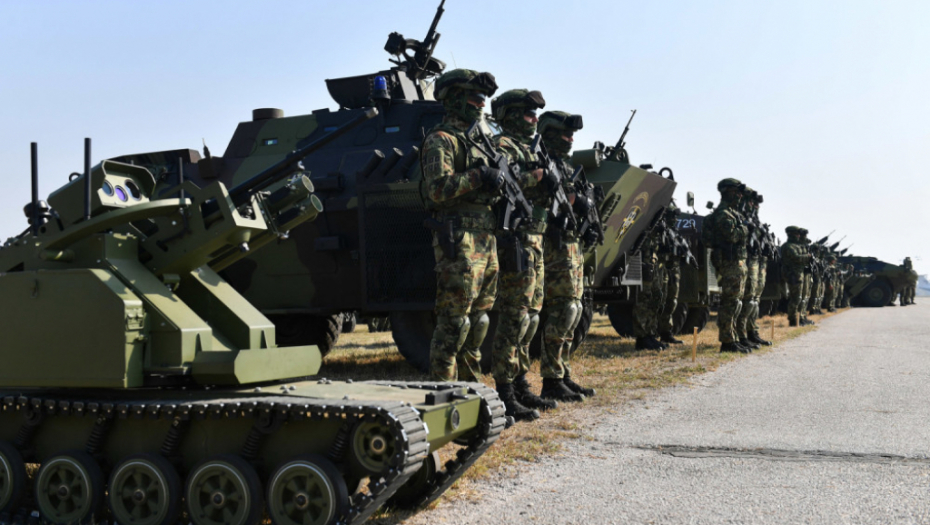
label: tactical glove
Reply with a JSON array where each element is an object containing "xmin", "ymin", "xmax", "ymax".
[
  {"xmin": 480, "ymin": 166, "xmax": 505, "ymax": 192},
  {"xmin": 542, "ymin": 169, "xmax": 561, "ymax": 193},
  {"xmin": 582, "ymin": 228, "xmax": 601, "ymax": 248}
]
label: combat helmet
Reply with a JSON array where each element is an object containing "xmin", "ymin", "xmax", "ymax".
[
  {"xmin": 434, "ymin": 68, "xmax": 498, "ymax": 123},
  {"xmin": 717, "ymin": 178, "xmax": 746, "ymax": 193},
  {"xmin": 491, "ymin": 89, "xmax": 545, "ymax": 139},
  {"xmin": 538, "ymin": 111, "xmax": 583, "ymax": 155},
  {"xmin": 785, "ymin": 226, "xmax": 802, "ymax": 235}
]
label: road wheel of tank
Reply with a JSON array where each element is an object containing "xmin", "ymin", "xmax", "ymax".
[
  {"xmin": 860, "ymin": 279, "xmax": 893, "ymax": 307},
  {"xmin": 272, "ymin": 314, "xmax": 343, "ymax": 357},
  {"xmin": 342, "ymin": 312, "xmax": 357, "ymax": 334},
  {"xmin": 0, "ymin": 441, "xmax": 26, "ymax": 514},
  {"xmin": 390, "ymin": 310, "xmax": 434, "ymax": 373},
  {"xmin": 35, "ymin": 450, "xmax": 104, "ymax": 524},
  {"xmin": 569, "ymin": 301, "xmax": 595, "ymax": 355},
  {"xmin": 185, "ymin": 454, "xmax": 263, "ymax": 525},
  {"xmin": 267, "ymin": 454, "xmax": 348, "ymax": 525},
  {"xmin": 606, "ymin": 304, "xmax": 635, "ymax": 338},
  {"xmin": 350, "ymin": 421, "xmax": 398, "ymax": 476},
  {"xmin": 681, "ymin": 306, "xmax": 710, "ymax": 334},
  {"xmin": 108, "ymin": 453, "xmax": 182, "ymax": 525},
  {"xmin": 388, "ymin": 450, "xmax": 441, "ymax": 509},
  {"xmin": 670, "ymin": 303, "xmax": 688, "ymax": 335}
]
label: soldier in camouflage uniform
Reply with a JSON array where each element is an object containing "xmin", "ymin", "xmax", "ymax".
[
  {"xmin": 538, "ymin": 111, "xmax": 595, "ymax": 402},
  {"xmin": 799, "ymin": 229, "xmax": 815, "ymax": 325},
  {"xmin": 823, "ymin": 255, "xmax": 837, "ymax": 312},
  {"xmin": 633, "ymin": 227, "xmax": 667, "ymax": 350},
  {"xmin": 701, "ymin": 178, "xmax": 750, "ymax": 353},
  {"xmin": 658, "ymin": 205, "xmax": 684, "ymax": 346},
  {"xmin": 735, "ymin": 189, "xmax": 771, "ymax": 348},
  {"xmin": 780, "ymin": 226, "xmax": 810, "ymax": 327},
  {"xmin": 903, "ymin": 257, "xmax": 916, "ymax": 305},
  {"xmin": 487, "ymin": 89, "xmax": 554, "ymax": 421},
  {"xmin": 420, "ymin": 69, "xmax": 504, "ymax": 383}
]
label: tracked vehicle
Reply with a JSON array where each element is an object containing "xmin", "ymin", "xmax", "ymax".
[
  {"xmin": 0, "ymin": 122, "xmax": 505, "ymax": 525},
  {"xmin": 112, "ymin": 2, "xmax": 676, "ymax": 371}
]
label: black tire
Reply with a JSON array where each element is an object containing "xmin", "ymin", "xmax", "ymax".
[
  {"xmin": 681, "ymin": 306, "xmax": 710, "ymax": 334},
  {"xmin": 860, "ymin": 279, "xmax": 893, "ymax": 308},
  {"xmin": 108, "ymin": 453, "xmax": 182, "ymax": 525},
  {"xmin": 606, "ymin": 304, "xmax": 635, "ymax": 338},
  {"xmin": 342, "ymin": 312, "xmax": 357, "ymax": 334},
  {"xmin": 390, "ymin": 310, "xmax": 435, "ymax": 373},
  {"xmin": 272, "ymin": 314, "xmax": 343, "ymax": 357},
  {"xmin": 671, "ymin": 303, "xmax": 689, "ymax": 335},
  {"xmin": 0, "ymin": 441, "xmax": 26, "ymax": 514},
  {"xmin": 185, "ymin": 454, "xmax": 263, "ymax": 525}
]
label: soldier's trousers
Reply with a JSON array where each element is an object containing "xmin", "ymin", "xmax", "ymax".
[
  {"xmin": 736, "ymin": 258, "xmax": 760, "ymax": 339},
  {"xmin": 751, "ymin": 259, "xmax": 768, "ymax": 333},
  {"xmin": 712, "ymin": 257, "xmax": 747, "ymax": 344},
  {"xmin": 541, "ymin": 237, "xmax": 584, "ymax": 379},
  {"xmin": 658, "ymin": 261, "xmax": 681, "ymax": 336},
  {"xmin": 429, "ymin": 229, "xmax": 499, "ymax": 382},
  {"xmin": 633, "ymin": 262, "xmax": 665, "ymax": 338},
  {"xmin": 786, "ymin": 272, "xmax": 803, "ymax": 322},
  {"xmin": 491, "ymin": 232, "xmax": 544, "ymax": 385},
  {"xmin": 800, "ymin": 273, "xmax": 813, "ymax": 319},
  {"xmin": 824, "ymin": 277, "xmax": 836, "ymax": 309}
]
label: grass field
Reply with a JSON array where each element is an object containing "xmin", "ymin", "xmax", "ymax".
[{"xmin": 322, "ymin": 309, "xmax": 842, "ymax": 523}]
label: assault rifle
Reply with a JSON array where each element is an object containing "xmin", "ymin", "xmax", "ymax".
[
  {"xmin": 571, "ymin": 165, "xmax": 606, "ymax": 249},
  {"xmin": 527, "ymin": 134, "xmax": 577, "ymax": 248},
  {"xmin": 656, "ymin": 211, "xmax": 699, "ymax": 268},
  {"xmin": 465, "ymin": 121, "xmax": 533, "ymax": 232}
]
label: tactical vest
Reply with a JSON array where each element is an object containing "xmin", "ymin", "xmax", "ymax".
[
  {"xmin": 702, "ymin": 206, "xmax": 747, "ymax": 261},
  {"xmin": 494, "ymin": 133, "xmax": 549, "ymax": 235}
]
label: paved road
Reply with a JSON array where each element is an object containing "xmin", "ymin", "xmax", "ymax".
[{"xmin": 406, "ymin": 299, "xmax": 930, "ymax": 524}]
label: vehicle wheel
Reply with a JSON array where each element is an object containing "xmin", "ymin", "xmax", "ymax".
[
  {"xmin": 185, "ymin": 454, "xmax": 263, "ymax": 525},
  {"xmin": 267, "ymin": 454, "xmax": 348, "ymax": 525},
  {"xmin": 671, "ymin": 303, "xmax": 688, "ymax": 335},
  {"xmin": 35, "ymin": 450, "xmax": 104, "ymax": 524},
  {"xmin": 388, "ymin": 451, "xmax": 441, "ymax": 509},
  {"xmin": 390, "ymin": 310, "xmax": 434, "ymax": 373},
  {"xmin": 108, "ymin": 453, "xmax": 182, "ymax": 525},
  {"xmin": 606, "ymin": 304, "xmax": 635, "ymax": 338},
  {"xmin": 341, "ymin": 312, "xmax": 357, "ymax": 334},
  {"xmin": 0, "ymin": 441, "xmax": 26, "ymax": 514},
  {"xmin": 569, "ymin": 301, "xmax": 594, "ymax": 355},
  {"xmin": 272, "ymin": 314, "xmax": 343, "ymax": 357},
  {"xmin": 681, "ymin": 306, "xmax": 710, "ymax": 334},
  {"xmin": 350, "ymin": 421, "xmax": 398, "ymax": 476},
  {"xmin": 860, "ymin": 279, "xmax": 893, "ymax": 307}
]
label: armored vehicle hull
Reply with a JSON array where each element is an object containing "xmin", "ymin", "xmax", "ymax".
[{"xmin": 840, "ymin": 256, "xmax": 916, "ymax": 307}]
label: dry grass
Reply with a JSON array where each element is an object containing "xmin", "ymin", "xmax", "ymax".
[{"xmin": 324, "ymin": 309, "xmax": 844, "ymax": 523}]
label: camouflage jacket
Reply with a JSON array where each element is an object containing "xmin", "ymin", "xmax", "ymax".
[
  {"xmin": 420, "ymin": 115, "xmax": 499, "ymax": 215},
  {"xmin": 701, "ymin": 203, "xmax": 747, "ymax": 260},
  {"xmin": 493, "ymin": 133, "xmax": 546, "ymax": 233},
  {"xmin": 780, "ymin": 241, "xmax": 809, "ymax": 274}
]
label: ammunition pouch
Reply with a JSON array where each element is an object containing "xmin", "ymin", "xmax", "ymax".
[{"xmin": 424, "ymin": 209, "xmax": 496, "ymax": 261}]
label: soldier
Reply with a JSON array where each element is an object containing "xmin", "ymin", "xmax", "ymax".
[
  {"xmin": 658, "ymin": 205, "xmax": 685, "ymax": 346},
  {"xmin": 537, "ymin": 110, "xmax": 596, "ymax": 402},
  {"xmin": 736, "ymin": 189, "xmax": 771, "ymax": 348},
  {"xmin": 780, "ymin": 226, "xmax": 810, "ymax": 327},
  {"xmin": 633, "ymin": 226, "xmax": 667, "ymax": 350},
  {"xmin": 701, "ymin": 178, "xmax": 750, "ymax": 353},
  {"xmin": 823, "ymin": 254, "xmax": 838, "ymax": 312},
  {"xmin": 798, "ymin": 229, "xmax": 815, "ymax": 326},
  {"xmin": 903, "ymin": 257, "xmax": 915, "ymax": 305},
  {"xmin": 420, "ymin": 69, "xmax": 503, "ymax": 383},
  {"xmin": 488, "ymin": 89, "xmax": 554, "ymax": 421}
]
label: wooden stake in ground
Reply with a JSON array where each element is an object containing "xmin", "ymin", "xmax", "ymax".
[{"xmin": 692, "ymin": 327, "xmax": 698, "ymax": 362}]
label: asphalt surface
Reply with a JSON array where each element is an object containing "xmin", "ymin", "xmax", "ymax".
[{"xmin": 405, "ymin": 299, "xmax": 930, "ymax": 524}]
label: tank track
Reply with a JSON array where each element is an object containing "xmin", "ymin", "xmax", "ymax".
[
  {"xmin": 0, "ymin": 389, "xmax": 433, "ymax": 525},
  {"xmin": 371, "ymin": 381, "xmax": 507, "ymax": 508}
]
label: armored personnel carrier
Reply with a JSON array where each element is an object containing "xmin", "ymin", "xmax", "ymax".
[
  {"xmin": 0, "ymin": 126, "xmax": 505, "ymax": 525},
  {"xmin": 112, "ymin": 2, "xmax": 676, "ymax": 371},
  {"xmin": 840, "ymin": 255, "xmax": 916, "ymax": 307}
]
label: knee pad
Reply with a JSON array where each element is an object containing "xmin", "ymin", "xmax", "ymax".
[
  {"xmin": 516, "ymin": 311, "xmax": 531, "ymax": 344},
  {"xmin": 469, "ymin": 311, "xmax": 491, "ymax": 348},
  {"xmin": 522, "ymin": 312, "xmax": 541, "ymax": 346},
  {"xmin": 437, "ymin": 314, "xmax": 471, "ymax": 350},
  {"xmin": 567, "ymin": 301, "xmax": 583, "ymax": 332}
]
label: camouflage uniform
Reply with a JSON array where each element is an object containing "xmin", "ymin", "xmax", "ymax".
[
  {"xmin": 780, "ymin": 226, "xmax": 810, "ymax": 326},
  {"xmin": 538, "ymin": 111, "xmax": 593, "ymax": 401},
  {"xmin": 702, "ymin": 178, "xmax": 749, "ymax": 352},
  {"xmin": 736, "ymin": 190, "xmax": 770, "ymax": 347},
  {"xmin": 633, "ymin": 231, "xmax": 665, "ymax": 343},
  {"xmin": 658, "ymin": 256, "xmax": 681, "ymax": 340},
  {"xmin": 799, "ymin": 231, "xmax": 814, "ymax": 324},
  {"xmin": 420, "ymin": 69, "xmax": 501, "ymax": 382}
]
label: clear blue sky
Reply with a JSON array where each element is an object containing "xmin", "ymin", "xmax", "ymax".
[{"xmin": 2, "ymin": 0, "xmax": 927, "ymax": 273}]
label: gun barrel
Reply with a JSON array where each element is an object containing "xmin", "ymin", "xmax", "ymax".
[{"xmin": 228, "ymin": 107, "xmax": 378, "ymax": 208}]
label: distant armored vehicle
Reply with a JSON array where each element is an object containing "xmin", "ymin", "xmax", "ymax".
[{"xmin": 840, "ymin": 255, "xmax": 917, "ymax": 307}]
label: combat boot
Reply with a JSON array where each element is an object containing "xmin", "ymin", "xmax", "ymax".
[
  {"xmin": 788, "ymin": 317, "xmax": 798, "ymax": 327},
  {"xmin": 563, "ymin": 373, "xmax": 596, "ymax": 397},
  {"xmin": 635, "ymin": 337, "xmax": 655, "ymax": 351},
  {"xmin": 513, "ymin": 374, "xmax": 558, "ymax": 411},
  {"xmin": 739, "ymin": 338, "xmax": 760, "ymax": 350},
  {"xmin": 648, "ymin": 335, "xmax": 669, "ymax": 350},
  {"xmin": 827, "ymin": 307, "xmax": 836, "ymax": 312},
  {"xmin": 659, "ymin": 333, "xmax": 684, "ymax": 345},
  {"xmin": 720, "ymin": 342, "xmax": 750, "ymax": 353},
  {"xmin": 540, "ymin": 378, "xmax": 585, "ymax": 403},
  {"xmin": 748, "ymin": 332, "xmax": 772, "ymax": 346},
  {"xmin": 496, "ymin": 383, "xmax": 539, "ymax": 423}
]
